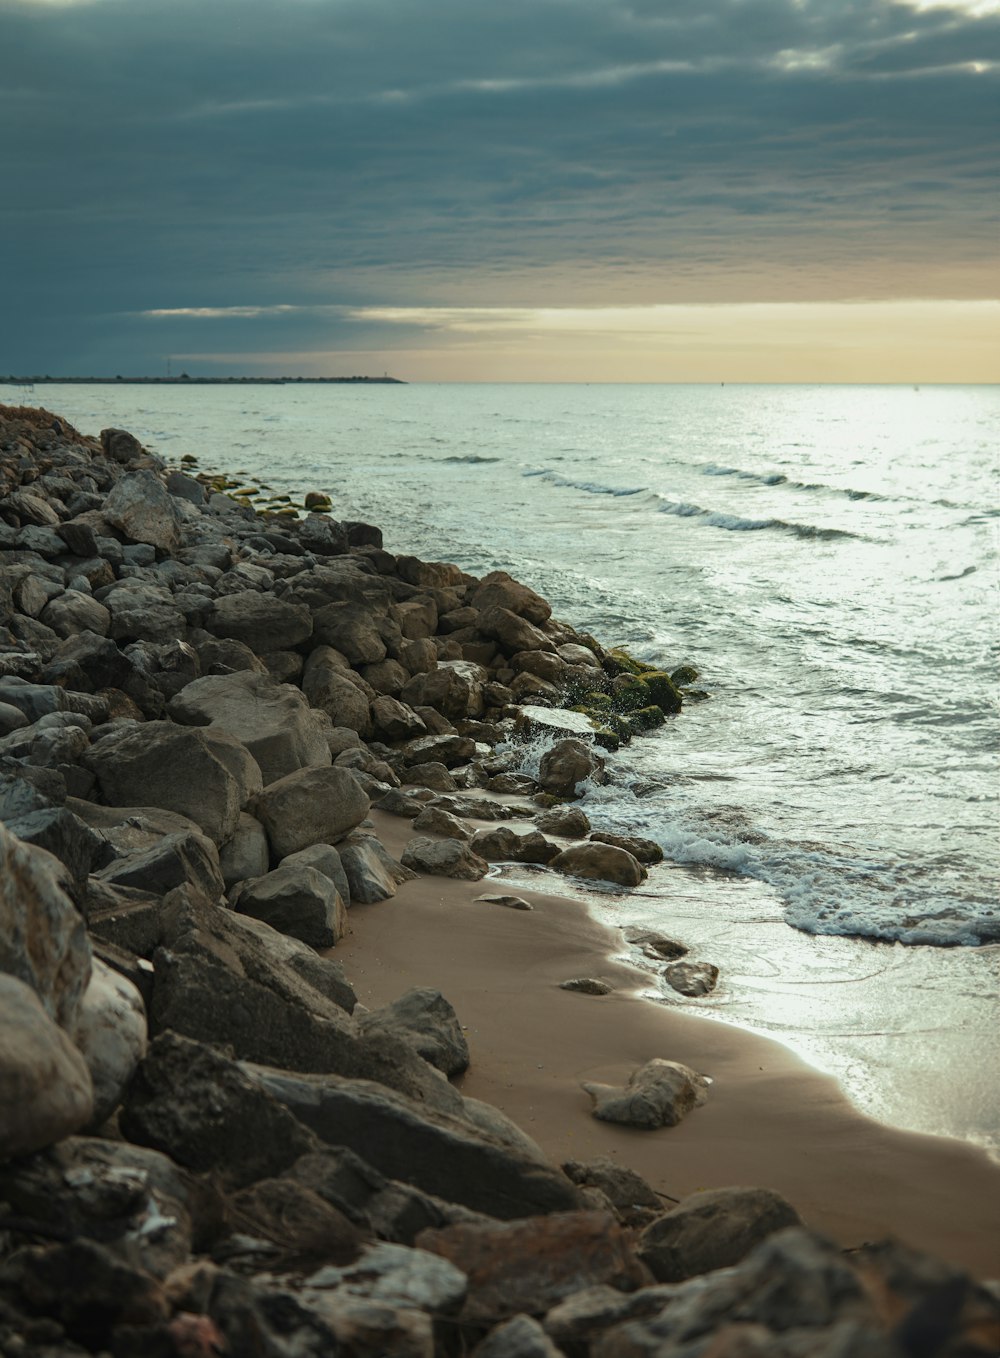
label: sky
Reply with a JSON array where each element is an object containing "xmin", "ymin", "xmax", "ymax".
[{"xmin": 2, "ymin": 0, "xmax": 998, "ymax": 382}]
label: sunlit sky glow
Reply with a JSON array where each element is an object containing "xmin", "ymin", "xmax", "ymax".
[{"xmin": 2, "ymin": 0, "xmax": 998, "ymax": 381}]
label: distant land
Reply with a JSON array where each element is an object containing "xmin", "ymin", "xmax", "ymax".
[{"xmin": 1, "ymin": 375, "xmax": 405, "ymax": 385}]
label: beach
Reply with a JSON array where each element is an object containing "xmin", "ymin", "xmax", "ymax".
[{"xmin": 1, "ymin": 398, "xmax": 998, "ymax": 1354}]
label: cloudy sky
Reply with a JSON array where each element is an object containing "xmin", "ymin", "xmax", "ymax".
[{"xmin": 2, "ymin": 0, "xmax": 997, "ymax": 381}]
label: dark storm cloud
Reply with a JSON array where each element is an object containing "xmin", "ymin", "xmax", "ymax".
[{"xmin": 1, "ymin": 0, "xmax": 996, "ymax": 372}]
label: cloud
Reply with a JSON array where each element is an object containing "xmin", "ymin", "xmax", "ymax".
[{"xmin": 1, "ymin": 0, "xmax": 997, "ymax": 374}]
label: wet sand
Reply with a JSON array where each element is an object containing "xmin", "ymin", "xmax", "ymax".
[{"xmin": 335, "ymin": 809, "xmax": 1000, "ymax": 1280}]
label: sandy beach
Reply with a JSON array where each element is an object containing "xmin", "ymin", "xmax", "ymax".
[{"xmin": 339, "ymin": 807, "xmax": 1000, "ymax": 1281}]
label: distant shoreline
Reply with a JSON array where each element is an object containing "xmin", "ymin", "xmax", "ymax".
[{"xmin": 1, "ymin": 375, "xmax": 405, "ymax": 386}]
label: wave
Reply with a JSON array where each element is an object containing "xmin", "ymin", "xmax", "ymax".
[
  {"xmin": 578, "ymin": 785, "xmax": 999, "ymax": 948},
  {"xmin": 441, "ymin": 454, "xmax": 502, "ymax": 464},
  {"xmin": 700, "ymin": 462, "xmax": 984, "ymax": 514},
  {"xmin": 522, "ymin": 468, "xmax": 647, "ymax": 497},
  {"xmin": 655, "ymin": 496, "xmax": 861, "ymax": 541}
]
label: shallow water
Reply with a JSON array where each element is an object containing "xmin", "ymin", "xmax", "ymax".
[{"xmin": 8, "ymin": 380, "xmax": 998, "ymax": 1152}]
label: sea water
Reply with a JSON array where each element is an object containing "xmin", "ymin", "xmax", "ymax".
[{"xmin": 8, "ymin": 381, "xmax": 998, "ymax": 1152}]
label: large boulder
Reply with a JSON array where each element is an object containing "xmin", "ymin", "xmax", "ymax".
[
  {"xmin": 170, "ymin": 669, "xmax": 331, "ymax": 784},
  {"xmin": 302, "ymin": 646, "xmax": 373, "ymax": 735},
  {"xmin": 359, "ymin": 988, "xmax": 470, "ymax": 1078},
  {"xmin": 400, "ymin": 661, "xmax": 487, "ymax": 720},
  {"xmin": 638, "ymin": 1187, "xmax": 803, "ymax": 1282},
  {"xmin": 582, "ymin": 1059, "xmax": 710, "ymax": 1130},
  {"xmin": 206, "ymin": 589, "xmax": 313, "ymax": 653},
  {"xmin": 0, "ymin": 822, "xmax": 91, "ymax": 1027},
  {"xmin": 312, "ymin": 601, "xmax": 387, "ymax": 665},
  {"xmin": 0, "ymin": 973, "xmax": 94, "ymax": 1157},
  {"xmin": 401, "ymin": 836, "xmax": 488, "ymax": 881},
  {"xmin": 550, "ymin": 841, "xmax": 647, "ymax": 888},
  {"xmin": 84, "ymin": 721, "xmax": 245, "ymax": 845},
  {"xmin": 478, "ymin": 606, "xmax": 554, "ymax": 655},
  {"xmin": 471, "ymin": 826, "xmax": 559, "ymax": 864},
  {"xmin": 70, "ymin": 956, "xmax": 148, "ymax": 1127},
  {"xmin": 469, "ymin": 571, "xmax": 552, "ymax": 625},
  {"xmin": 251, "ymin": 765, "xmax": 371, "ymax": 859},
  {"xmin": 102, "ymin": 469, "xmax": 182, "ymax": 551},
  {"xmin": 232, "ymin": 863, "xmax": 348, "ymax": 950},
  {"xmin": 538, "ymin": 738, "xmax": 603, "ymax": 798},
  {"xmin": 94, "ymin": 828, "xmax": 226, "ymax": 902}
]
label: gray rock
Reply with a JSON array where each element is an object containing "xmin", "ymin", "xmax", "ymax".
[
  {"xmin": 251, "ymin": 764, "xmax": 371, "ymax": 859},
  {"xmin": 371, "ymin": 694, "xmax": 428, "ymax": 741},
  {"xmin": 559, "ymin": 978, "xmax": 612, "ymax": 995},
  {"xmin": 474, "ymin": 1315, "xmax": 565, "ymax": 1357},
  {"xmin": 1, "ymin": 805, "xmax": 104, "ymax": 886},
  {"xmin": 360, "ymin": 988, "xmax": 470, "ymax": 1077},
  {"xmin": 470, "ymin": 571, "xmax": 552, "ymax": 625},
  {"xmin": 400, "ymin": 661, "xmax": 487, "ymax": 720},
  {"xmin": 0, "ymin": 973, "xmax": 94, "ymax": 1157},
  {"xmin": 337, "ymin": 834, "xmax": 404, "ymax": 904},
  {"xmin": 663, "ymin": 960, "xmax": 720, "ymax": 997},
  {"xmin": 376, "ymin": 788, "xmax": 432, "ymax": 818},
  {"xmin": 475, "ymin": 894, "xmax": 534, "ymax": 911},
  {"xmin": 538, "ymin": 738, "xmax": 603, "ymax": 798},
  {"xmin": 218, "ymin": 811, "xmax": 270, "ymax": 888},
  {"xmin": 84, "ymin": 721, "xmax": 244, "ymax": 845},
  {"xmin": 412, "ymin": 805, "xmax": 475, "ymax": 841},
  {"xmin": 403, "ymin": 733, "xmax": 478, "ymax": 767},
  {"xmin": 639, "ymin": 1187, "xmax": 803, "ymax": 1282},
  {"xmin": 233, "ymin": 863, "xmax": 348, "ymax": 949},
  {"xmin": 623, "ymin": 927, "xmax": 689, "ymax": 962},
  {"xmin": 478, "ymin": 606, "xmax": 554, "ymax": 655},
  {"xmin": 302, "ymin": 645, "xmax": 373, "ymax": 734},
  {"xmin": 589, "ymin": 831, "xmax": 664, "ymax": 865},
  {"xmin": 71, "ymin": 956, "xmax": 148, "ymax": 1126},
  {"xmin": 304, "ymin": 1240, "xmax": 468, "ymax": 1314},
  {"xmin": 401, "ymin": 835, "xmax": 488, "ymax": 880},
  {"xmin": 312, "ymin": 600, "xmax": 387, "ymax": 664},
  {"xmin": 232, "ymin": 913, "xmax": 357, "ymax": 1014},
  {"xmin": 472, "ymin": 826, "xmax": 559, "ymax": 864},
  {"xmin": 404, "ymin": 760, "xmax": 459, "ymax": 792},
  {"xmin": 561, "ymin": 1157, "xmax": 663, "ymax": 1227},
  {"xmin": 103, "ymin": 469, "xmax": 182, "ymax": 550},
  {"xmin": 246, "ymin": 1063, "xmax": 585, "ymax": 1220},
  {"xmin": 0, "ymin": 702, "xmax": 29, "ymax": 736},
  {"xmin": 170, "ymin": 668, "xmax": 332, "ymax": 784},
  {"xmin": 282, "ymin": 841, "xmax": 351, "ymax": 908},
  {"xmin": 40, "ymin": 589, "xmax": 111, "ymax": 639},
  {"xmin": 207, "ymin": 588, "xmax": 313, "ymax": 652},
  {"xmin": 582, "ymin": 1058, "xmax": 710, "ymax": 1130},
  {"xmin": 96, "ymin": 828, "xmax": 226, "ymax": 901},
  {"xmin": 0, "ymin": 821, "xmax": 91, "ymax": 1027},
  {"xmin": 551, "ymin": 841, "xmax": 646, "ymax": 888},
  {"xmin": 535, "ymin": 806, "xmax": 591, "ymax": 838}
]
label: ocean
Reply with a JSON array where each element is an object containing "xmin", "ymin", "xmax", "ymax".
[{"xmin": 7, "ymin": 380, "xmax": 998, "ymax": 1155}]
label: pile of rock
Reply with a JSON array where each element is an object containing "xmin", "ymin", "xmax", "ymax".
[{"xmin": 1, "ymin": 405, "xmax": 996, "ymax": 1357}]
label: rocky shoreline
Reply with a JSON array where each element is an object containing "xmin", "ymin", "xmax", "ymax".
[{"xmin": 1, "ymin": 401, "xmax": 997, "ymax": 1357}]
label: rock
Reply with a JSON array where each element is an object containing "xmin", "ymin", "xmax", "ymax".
[
  {"xmin": 312, "ymin": 600, "xmax": 387, "ymax": 664},
  {"xmin": 479, "ymin": 606, "xmax": 554, "ymax": 655},
  {"xmin": 170, "ymin": 669, "xmax": 331, "ymax": 784},
  {"xmin": 96, "ymin": 828, "xmax": 226, "ymax": 902},
  {"xmin": 663, "ymin": 960, "xmax": 720, "ymax": 997},
  {"xmin": 371, "ymin": 694, "xmax": 428, "ymax": 741},
  {"xmin": 401, "ymin": 835, "xmax": 488, "ymax": 880},
  {"xmin": 551, "ymin": 842, "xmax": 646, "ymax": 887},
  {"xmin": 207, "ymin": 588, "xmax": 313, "ymax": 652},
  {"xmin": 232, "ymin": 913, "xmax": 357, "ymax": 1014},
  {"xmin": 473, "ymin": 1314, "xmax": 564, "ymax": 1357},
  {"xmin": 403, "ymin": 733, "xmax": 478, "ymax": 768},
  {"xmin": 582, "ymin": 1059, "xmax": 710, "ymax": 1130},
  {"xmin": 247, "ymin": 1063, "xmax": 585, "ymax": 1220},
  {"xmin": 0, "ymin": 973, "xmax": 94, "ymax": 1157},
  {"xmin": 360, "ymin": 988, "xmax": 470, "ymax": 1077},
  {"xmin": 589, "ymin": 831, "xmax": 664, "ymax": 865},
  {"xmin": 302, "ymin": 645, "xmax": 373, "ymax": 735},
  {"xmin": 559, "ymin": 978, "xmax": 612, "ymax": 995},
  {"xmin": 103, "ymin": 469, "xmax": 182, "ymax": 550},
  {"xmin": 40, "ymin": 589, "xmax": 111, "ymax": 639},
  {"xmin": 400, "ymin": 661, "xmax": 487, "ymax": 720},
  {"xmin": 638, "ymin": 1187, "xmax": 803, "ymax": 1282},
  {"xmin": 0, "ymin": 701, "xmax": 28, "ymax": 735},
  {"xmin": 469, "ymin": 571, "xmax": 552, "ymax": 625},
  {"xmin": 561, "ymin": 1158, "xmax": 664, "ymax": 1228},
  {"xmin": 416, "ymin": 1211, "xmax": 648, "ymax": 1326},
  {"xmin": 337, "ymin": 833, "xmax": 405, "ymax": 904},
  {"xmin": 304, "ymin": 1239, "xmax": 468, "ymax": 1313},
  {"xmin": 0, "ymin": 1237, "xmax": 168, "ymax": 1351},
  {"xmin": 535, "ymin": 806, "xmax": 591, "ymax": 838},
  {"xmin": 412, "ymin": 805, "xmax": 474, "ymax": 841},
  {"xmin": 475, "ymin": 893, "xmax": 534, "ymax": 911},
  {"xmin": 0, "ymin": 1135, "xmax": 204, "ymax": 1279},
  {"xmin": 233, "ymin": 863, "xmax": 348, "ymax": 949},
  {"xmin": 218, "ymin": 811, "xmax": 270, "ymax": 888},
  {"xmin": 84, "ymin": 721, "xmax": 244, "ymax": 845},
  {"xmin": 623, "ymin": 927, "xmax": 689, "ymax": 962},
  {"xmin": 282, "ymin": 841, "xmax": 351, "ymax": 908},
  {"xmin": 404, "ymin": 761, "xmax": 458, "ymax": 792},
  {"xmin": 71, "ymin": 956, "xmax": 148, "ymax": 1126},
  {"xmin": 471, "ymin": 826, "xmax": 559, "ymax": 864},
  {"xmin": 538, "ymin": 739, "xmax": 603, "ymax": 798},
  {"xmin": 225, "ymin": 1177, "xmax": 364, "ymax": 1272},
  {"xmin": 250, "ymin": 764, "xmax": 370, "ymax": 858},
  {"xmin": 119, "ymin": 1032, "xmax": 318, "ymax": 1189},
  {"xmin": 0, "ymin": 821, "xmax": 91, "ymax": 1027},
  {"xmin": 1, "ymin": 805, "xmax": 104, "ymax": 886}
]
